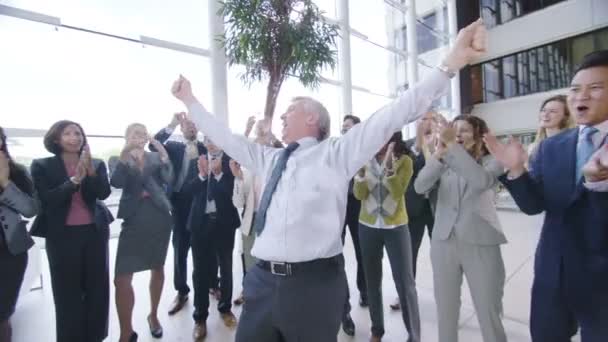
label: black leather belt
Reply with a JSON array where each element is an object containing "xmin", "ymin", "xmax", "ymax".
[{"xmin": 257, "ymin": 254, "xmax": 343, "ymax": 276}]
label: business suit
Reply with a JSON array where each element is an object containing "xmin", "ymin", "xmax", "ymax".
[
  {"xmin": 415, "ymin": 144, "xmax": 507, "ymax": 342},
  {"xmin": 184, "ymin": 153, "xmax": 240, "ymax": 323},
  {"xmin": 233, "ymin": 167, "xmax": 257, "ymax": 273},
  {"xmin": 110, "ymin": 152, "xmax": 173, "ymax": 274},
  {"xmin": 152, "ymin": 128, "xmax": 206, "ymax": 296},
  {"xmin": 405, "ymin": 138, "xmax": 434, "ymax": 277},
  {"xmin": 500, "ymin": 127, "xmax": 608, "ymax": 341},
  {"xmin": 0, "ymin": 175, "xmax": 38, "ymax": 322},
  {"xmin": 30, "ymin": 156, "xmax": 112, "ymax": 342}
]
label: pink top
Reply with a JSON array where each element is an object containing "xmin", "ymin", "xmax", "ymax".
[{"xmin": 64, "ymin": 161, "xmax": 94, "ymax": 226}]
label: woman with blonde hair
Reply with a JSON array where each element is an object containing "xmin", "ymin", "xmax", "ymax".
[
  {"xmin": 528, "ymin": 94, "xmax": 575, "ymax": 159},
  {"xmin": 111, "ymin": 123, "xmax": 173, "ymax": 342}
]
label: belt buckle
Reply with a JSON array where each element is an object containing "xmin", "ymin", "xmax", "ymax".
[{"xmin": 270, "ymin": 261, "xmax": 291, "ymax": 276}]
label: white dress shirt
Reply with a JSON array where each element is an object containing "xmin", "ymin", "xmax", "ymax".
[
  {"xmin": 187, "ymin": 69, "xmax": 450, "ymax": 262},
  {"xmin": 581, "ymin": 119, "xmax": 608, "ymax": 191}
]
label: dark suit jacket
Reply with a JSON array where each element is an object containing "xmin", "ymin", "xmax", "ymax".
[
  {"xmin": 184, "ymin": 153, "xmax": 240, "ymax": 233},
  {"xmin": 110, "ymin": 152, "xmax": 173, "ymax": 220},
  {"xmin": 500, "ymin": 128, "xmax": 608, "ymax": 293},
  {"xmin": 405, "ymin": 138, "xmax": 432, "ymax": 218},
  {"xmin": 30, "ymin": 156, "xmax": 112, "ymax": 238},
  {"xmin": 151, "ymin": 128, "xmax": 207, "ymax": 194}
]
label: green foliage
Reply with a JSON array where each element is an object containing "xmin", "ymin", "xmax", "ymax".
[{"xmin": 219, "ymin": 0, "xmax": 339, "ymax": 118}]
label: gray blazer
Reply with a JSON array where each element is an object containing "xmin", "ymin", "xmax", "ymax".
[
  {"xmin": 414, "ymin": 144, "xmax": 507, "ymax": 245},
  {"xmin": 0, "ymin": 180, "xmax": 39, "ymax": 255},
  {"xmin": 110, "ymin": 152, "xmax": 173, "ymax": 220}
]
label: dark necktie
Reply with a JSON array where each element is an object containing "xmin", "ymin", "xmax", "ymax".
[
  {"xmin": 575, "ymin": 126, "xmax": 598, "ymax": 183},
  {"xmin": 253, "ymin": 142, "xmax": 300, "ymax": 235}
]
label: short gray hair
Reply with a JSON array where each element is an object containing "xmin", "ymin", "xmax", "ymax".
[{"xmin": 292, "ymin": 96, "xmax": 331, "ymax": 140}]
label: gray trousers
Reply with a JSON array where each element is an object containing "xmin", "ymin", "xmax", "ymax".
[
  {"xmin": 359, "ymin": 224, "xmax": 421, "ymax": 341},
  {"xmin": 431, "ymin": 237, "xmax": 507, "ymax": 342},
  {"xmin": 235, "ymin": 255, "xmax": 347, "ymax": 342}
]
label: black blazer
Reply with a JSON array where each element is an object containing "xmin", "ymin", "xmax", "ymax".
[
  {"xmin": 405, "ymin": 138, "xmax": 432, "ymax": 218},
  {"xmin": 151, "ymin": 128, "xmax": 207, "ymax": 193},
  {"xmin": 184, "ymin": 153, "xmax": 240, "ymax": 233},
  {"xmin": 30, "ymin": 156, "xmax": 112, "ymax": 238}
]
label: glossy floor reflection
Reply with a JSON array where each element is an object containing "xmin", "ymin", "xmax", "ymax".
[{"xmin": 12, "ymin": 211, "xmax": 580, "ymax": 341}]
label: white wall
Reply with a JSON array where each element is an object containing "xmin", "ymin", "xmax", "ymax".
[
  {"xmin": 475, "ymin": 0, "xmax": 608, "ymax": 64},
  {"xmin": 472, "ymin": 88, "xmax": 568, "ymax": 134}
]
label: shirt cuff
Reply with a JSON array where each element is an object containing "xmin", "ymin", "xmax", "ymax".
[{"xmin": 584, "ymin": 179, "xmax": 608, "ymax": 192}]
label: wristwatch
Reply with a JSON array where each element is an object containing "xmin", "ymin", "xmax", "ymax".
[{"xmin": 437, "ymin": 63, "xmax": 457, "ymax": 78}]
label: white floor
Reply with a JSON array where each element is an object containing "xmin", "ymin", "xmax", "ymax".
[{"xmin": 11, "ymin": 210, "xmax": 577, "ymax": 342}]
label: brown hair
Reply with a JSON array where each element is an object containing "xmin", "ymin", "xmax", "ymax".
[
  {"xmin": 452, "ymin": 114, "xmax": 489, "ymax": 160},
  {"xmin": 0, "ymin": 127, "xmax": 34, "ymax": 195},
  {"xmin": 43, "ymin": 120, "xmax": 87, "ymax": 155}
]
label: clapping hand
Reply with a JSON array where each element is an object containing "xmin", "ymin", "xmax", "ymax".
[
  {"xmin": 483, "ymin": 133, "xmax": 528, "ymax": 177},
  {"xmin": 197, "ymin": 155, "xmax": 209, "ymax": 177},
  {"xmin": 0, "ymin": 151, "xmax": 10, "ymax": 188},
  {"xmin": 169, "ymin": 112, "xmax": 187, "ymax": 129},
  {"xmin": 148, "ymin": 137, "xmax": 169, "ymax": 163},
  {"xmin": 582, "ymin": 145, "xmax": 608, "ymax": 182},
  {"xmin": 229, "ymin": 159, "xmax": 243, "ymax": 179},
  {"xmin": 383, "ymin": 142, "xmax": 396, "ymax": 173}
]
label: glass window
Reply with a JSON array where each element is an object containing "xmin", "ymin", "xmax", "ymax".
[
  {"xmin": 349, "ymin": 0, "xmax": 402, "ymax": 47},
  {"xmin": 351, "ymin": 35, "xmax": 403, "ymax": 96},
  {"xmin": 3, "ymin": 0, "xmax": 210, "ymax": 48},
  {"xmin": 0, "ymin": 16, "xmax": 212, "ymax": 135},
  {"xmin": 483, "ymin": 61, "xmax": 502, "ymax": 102},
  {"xmin": 503, "ymin": 55, "xmax": 518, "ymax": 98},
  {"xmin": 480, "ymin": 0, "xmax": 499, "ymax": 28},
  {"xmin": 351, "ymin": 91, "xmax": 392, "ymax": 122}
]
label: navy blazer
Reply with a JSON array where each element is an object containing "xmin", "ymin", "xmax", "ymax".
[
  {"xmin": 30, "ymin": 156, "xmax": 112, "ymax": 238},
  {"xmin": 151, "ymin": 128, "xmax": 207, "ymax": 193},
  {"xmin": 500, "ymin": 128, "xmax": 608, "ymax": 292},
  {"xmin": 183, "ymin": 153, "xmax": 240, "ymax": 233}
]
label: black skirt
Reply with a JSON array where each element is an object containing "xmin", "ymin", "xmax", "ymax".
[{"xmin": 0, "ymin": 243, "xmax": 28, "ymax": 321}]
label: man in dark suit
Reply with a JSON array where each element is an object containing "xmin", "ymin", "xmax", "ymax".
[
  {"xmin": 186, "ymin": 138, "xmax": 240, "ymax": 341},
  {"xmin": 339, "ymin": 114, "xmax": 364, "ymax": 336},
  {"xmin": 151, "ymin": 113, "xmax": 207, "ymax": 314},
  {"xmin": 485, "ymin": 50, "xmax": 608, "ymax": 341}
]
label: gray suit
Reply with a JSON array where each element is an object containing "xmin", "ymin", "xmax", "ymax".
[
  {"xmin": 0, "ymin": 181, "xmax": 38, "ymax": 255},
  {"xmin": 414, "ymin": 144, "xmax": 507, "ymax": 342},
  {"xmin": 112, "ymin": 152, "xmax": 173, "ymax": 220}
]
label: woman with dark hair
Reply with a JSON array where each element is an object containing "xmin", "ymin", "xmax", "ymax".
[
  {"xmin": 0, "ymin": 127, "xmax": 38, "ymax": 342},
  {"xmin": 30, "ymin": 120, "xmax": 112, "ymax": 342},
  {"xmin": 354, "ymin": 131, "xmax": 420, "ymax": 342},
  {"xmin": 415, "ymin": 115, "xmax": 507, "ymax": 342},
  {"xmin": 111, "ymin": 123, "xmax": 173, "ymax": 342}
]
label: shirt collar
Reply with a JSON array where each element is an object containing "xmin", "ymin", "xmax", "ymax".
[
  {"xmin": 579, "ymin": 118, "xmax": 608, "ymax": 137},
  {"xmin": 295, "ymin": 136, "xmax": 320, "ymax": 150}
]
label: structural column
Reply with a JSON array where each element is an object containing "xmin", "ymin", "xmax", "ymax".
[
  {"xmin": 209, "ymin": 0, "xmax": 229, "ymax": 124},
  {"xmin": 447, "ymin": 0, "xmax": 461, "ymax": 117},
  {"xmin": 337, "ymin": 0, "xmax": 353, "ymax": 118},
  {"xmin": 405, "ymin": 0, "xmax": 418, "ymax": 86}
]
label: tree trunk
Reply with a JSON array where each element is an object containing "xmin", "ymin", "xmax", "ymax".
[{"xmin": 263, "ymin": 73, "xmax": 285, "ymax": 123}]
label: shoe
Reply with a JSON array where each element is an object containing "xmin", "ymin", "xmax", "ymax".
[
  {"xmin": 342, "ymin": 313, "xmax": 355, "ymax": 336},
  {"xmin": 389, "ymin": 298, "xmax": 401, "ymax": 311},
  {"xmin": 129, "ymin": 332, "xmax": 138, "ymax": 342},
  {"xmin": 233, "ymin": 293, "xmax": 245, "ymax": 305},
  {"xmin": 359, "ymin": 294, "xmax": 369, "ymax": 307},
  {"xmin": 147, "ymin": 315, "xmax": 163, "ymax": 338},
  {"xmin": 168, "ymin": 294, "xmax": 188, "ymax": 315},
  {"xmin": 220, "ymin": 311, "xmax": 238, "ymax": 328},
  {"xmin": 370, "ymin": 335, "xmax": 381, "ymax": 342},
  {"xmin": 193, "ymin": 322, "xmax": 207, "ymax": 341}
]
